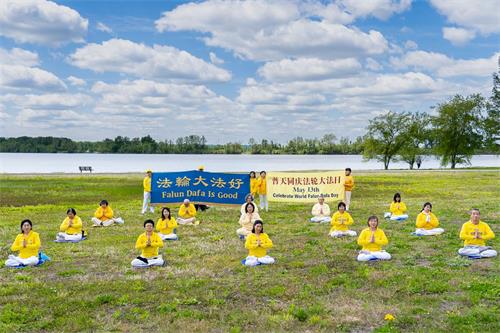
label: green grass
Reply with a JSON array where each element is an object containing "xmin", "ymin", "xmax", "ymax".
[{"xmin": 0, "ymin": 171, "xmax": 499, "ymax": 332}]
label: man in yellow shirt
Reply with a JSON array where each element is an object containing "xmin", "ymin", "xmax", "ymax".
[
  {"xmin": 142, "ymin": 169, "xmax": 154, "ymax": 215},
  {"xmin": 131, "ymin": 220, "xmax": 165, "ymax": 267},
  {"xmin": 177, "ymin": 199, "xmax": 198, "ymax": 225},
  {"xmin": 344, "ymin": 168, "xmax": 354, "ymax": 210},
  {"xmin": 458, "ymin": 208, "xmax": 496, "ymax": 258}
]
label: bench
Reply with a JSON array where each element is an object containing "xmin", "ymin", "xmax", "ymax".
[{"xmin": 79, "ymin": 166, "xmax": 93, "ymax": 173}]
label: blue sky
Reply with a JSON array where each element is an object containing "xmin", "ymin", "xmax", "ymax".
[{"xmin": 0, "ymin": 0, "xmax": 498, "ymax": 143}]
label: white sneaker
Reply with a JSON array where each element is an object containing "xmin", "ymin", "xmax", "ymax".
[{"xmin": 115, "ymin": 217, "xmax": 124, "ymax": 224}]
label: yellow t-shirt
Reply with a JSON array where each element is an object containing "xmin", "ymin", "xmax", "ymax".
[
  {"xmin": 11, "ymin": 231, "xmax": 41, "ymax": 259},
  {"xmin": 460, "ymin": 221, "xmax": 495, "ymax": 246},
  {"xmin": 60, "ymin": 216, "xmax": 83, "ymax": 235},
  {"xmin": 415, "ymin": 212, "xmax": 439, "ymax": 230},
  {"xmin": 178, "ymin": 203, "xmax": 196, "ymax": 218},
  {"xmin": 330, "ymin": 211, "xmax": 354, "ymax": 232},
  {"xmin": 245, "ymin": 233, "xmax": 273, "ymax": 258},
  {"xmin": 135, "ymin": 232, "xmax": 163, "ymax": 258},
  {"xmin": 257, "ymin": 177, "xmax": 267, "ymax": 195},
  {"xmin": 390, "ymin": 202, "xmax": 407, "ymax": 216},
  {"xmin": 143, "ymin": 176, "xmax": 151, "ymax": 192},
  {"xmin": 156, "ymin": 217, "xmax": 178, "ymax": 235},
  {"xmin": 357, "ymin": 228, "xmax": 388, "ymax": 252},
  {"xmin": 94, "ymin": 206, "xmax": 114, "ymax": 221},
  {"xmin": 344, "ymin": 175, "xmax": 354, "ymax": 191}
]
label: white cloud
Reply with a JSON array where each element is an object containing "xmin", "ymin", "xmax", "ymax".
[
  {"xmin": 366, "ymin": 58, "xmax": 383, "ymax": 71},
  {"xmin": 338, "ymin": 0, "xmax": 412, "ymax": 20},
  {"xmin": 442, "ymin": 27, "xmax": 476, "ymax": 46},
  {"xmin": 96, "ymin": 22, "xmax": 112, "ymax": 33},
  {"xmin": 0, "ymin": 65, "xmax": 67, "ymax": 91},
  {"xmin": 69, "ymin": 39, "xmax": 231, "ymax": 82},
  {"xmin": 1, "ymin": 93, "xmax": 92, "ymax": 109},
  {"xmin": 258, "ymin": 58, "xmax": 362, "ymax": 82},
  {"xmin": 0, "ymin": 0, "xmax": 88, "ymax": 46},
  {"xmin": 430, "ymin": 0, "xmax": 500, "ymax": 35},
  {"xmin": 156, "ymin": 0, "xmax": 388, "ymax": 61},
  {"xmin": 404, "ymin": 40, "xmax": 418, "ymax": 50},
  {"xmin": 66, "ymin": 76, "xmax": 86, "ymax": 87},
  {"xmin": 391, "ymin": 51, "xmax": 499, "ymax": 77},
  {"xmin": 209, "ymin": 52, "xmax": 224, "ymax": 65},
  {"xmin": 0, "ymin": 48, "xmax": 39, "ymax": 66}
]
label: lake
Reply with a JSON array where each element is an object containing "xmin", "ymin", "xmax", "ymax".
[{"xmin": 0, "ymin": 153, "xmax": 498, "ymax": 173}]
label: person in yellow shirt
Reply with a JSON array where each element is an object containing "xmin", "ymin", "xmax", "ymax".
[
  {"xmin": 5, "ymin": 219, "xmax": 41, "ymax": 267},
  {"xmin": 458, "ymin": 208, "xmax": 496, "ymax": 258},
  {"xmin": 414, "ymin": 202, "xmax": 444, "ymax": 236},
  {"xmin": 131, "ymin": 220, "xmax": 165, "ymax": 267},
  {"xmin": 156, "ymin": 207, "xmax": 178, "ymax": 240},
  {"xmin": 142, "ymin": 169, "xmax": 154, "ymax": 215},
  {"xmin": 330, "ymin": 202, "xmax": 357, "ymax": 237},
  {"xmin": 310, "ymin": 195, "xmax": 331, "ymax": 223},
  {"xmin": 177, "ymin": 199, "xmax": 198, "ymax": 225},
  {"xmin": 249, "ymin": 171, "xmax": 258, "ymax": 198},
  {"xmin": 238, "ymin": 202, "xmax": 262, "ymax": 239},
  {"xmin": 240, "ymin": 194, "xmax": 259, "ymax": 215},
  {"xmin": 344, "ymin": 168, "xmax": 354, "ymax": 210},
  {"xmin": 384, "ymin": 193, "xmax": 408, "ymax": 221},
  {"xmin": 257, "ymin": 171, "xmax": 268, "ymax": 212},
  {"xmin": 357, "ymin": 215, "xmax": 391, "ymax": 261},
  {"xmin": 57, "ymin": 208, "xmax": 85, "ymax": 242},
  {"xmin": 91, "ymin": 200, "xmax": 124, "ymax": 227},
  {"xmin": 244, "ymin": 220, "xmax": 275, "ymax": 266}
]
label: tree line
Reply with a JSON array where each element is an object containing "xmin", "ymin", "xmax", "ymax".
[{"xmin": 1, "ymin": 74, "xmax": 498, "ymax": 169}]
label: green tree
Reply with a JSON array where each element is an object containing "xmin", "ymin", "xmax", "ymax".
[
  {"xmin": 483, "ymin": 73, "xmax": 500, "ymax": 153},
  {"xmin": 432, "ymin": 94, "xmax": 484, "ymax": 168},
  {"xmin": 399, "ymin": 112, "xmax": 431, "ymax": 169},
  {"xmin": 363, "ymin": 111, "xmax": 410, "ymax": 169}
]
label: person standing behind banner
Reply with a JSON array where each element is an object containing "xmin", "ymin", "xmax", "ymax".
[
  {"xmin": 142, "ymin": 169, "xmax": 154, "ymax": 215},
  {"xmin": 249, "ymin": 171, "xmax": 258, "ymax": 198},
  {"xmin": 344, "ymin": 168, "xmax": 354, "ymax": 211},
  {"xmin": 257, "ymin": 171, "xmax": 268, "ymax": 212}
]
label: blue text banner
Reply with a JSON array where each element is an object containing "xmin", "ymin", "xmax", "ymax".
[{"xmin": 151, "ymin": 171, "xmax": 249, "ymax": 205}]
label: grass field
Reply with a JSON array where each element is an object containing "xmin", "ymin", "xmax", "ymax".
[{"xmin": 0, "ymin": 171, "xmax": 499, "ymax": 332}]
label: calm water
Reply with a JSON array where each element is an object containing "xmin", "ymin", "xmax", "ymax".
[{"xmin": 0, "ymin": 153, "xmax": 498, "ymax": 173}]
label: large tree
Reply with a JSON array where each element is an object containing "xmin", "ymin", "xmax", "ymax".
[
  {"xmin": 432, "ymin": 94, "xmax": 484, "ymax": 168},
  {"xmin": 483, "ymin": 73, "xmax": 500, "ymax": 153},
  {"xmin": 363, "ymin": 111, "xmax": 409, "ymax": 169},
  {"xmin": 399, "ymin": 112, "xmax": 432, "ymax": 169}
]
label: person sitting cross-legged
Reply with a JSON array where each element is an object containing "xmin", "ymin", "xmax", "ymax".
[
  {"xmin": 330, "ymin": 202, "xmax": 357, "ymax": 237},
  {"xmin": 458, "ymin": 208, "xmax": 496, "ymax": 259},
  {"xmin": 244, "ymin": 220, "xmax": 275, "ymax": 266},
  {"xmin": 357, "ymin": 215, "xmax": 391, "ymax": 262},
  {"xmin": 414, "ymin": 202, "xmax": 444, "ymax": 236},
  {"xmin": 310, "ymin": 195, "xmax": 331, "ymax": 223},
  {"xmin": 237, "ymin": 202, "xmax": 261, "ymax": 238},
  {"xmin": 91, "ymin": 200, "xmax": 124, "ymax": 227},
  {"xmin": 57, "ymin": 208, "xmax": 86, "ymax": 242},
  {"xmin": 156, "ymin": 207, "xmax": 178, "ymax": 241},
  {"xmin": 131, "ymin": 220, "xmax": 165, "ymax": 268},
  {"xmin": 5, "ymin": 219, "xmax": 41, "ymax": 267},
  {"xmin": 177, "ymin": 199, "xmax": 198, "ymax": 225}
]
